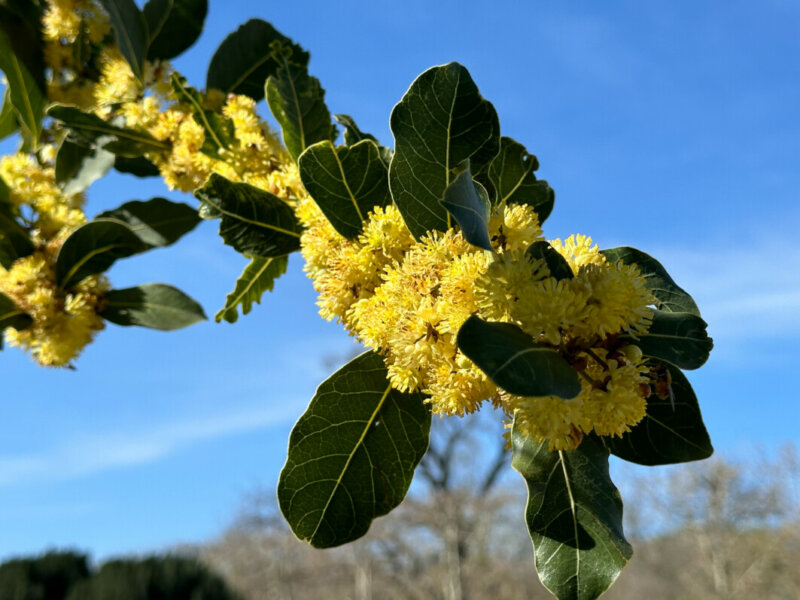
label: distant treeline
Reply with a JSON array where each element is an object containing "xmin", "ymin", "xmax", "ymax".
[{"xmin": 0, "ymin": 552, "xmax": 239, "ymax": 600}]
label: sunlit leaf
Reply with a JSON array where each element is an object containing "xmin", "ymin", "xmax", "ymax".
[
  {"xmin": 55, "ymin": 139, "xmax": 115, "ymax": 195},
  {"xmin": 389, "ymin": 62, "xmax": 499, "ymax": 239},
  {"xmin": 215, "ymin": 255, "xmax": 288, "ymax": 323},
  {"xmin": 298, "ymin": 139, "xmax": 390, "ymax": 239},
  {"xmin": 278, "ymin": 351, "xmax": 431, "ymax": 548},
  {"xmin": 97, "ymin": 197, "xmax": 201, "ymax": 248},
  {"xmin": 512, "ymin": 426, "xmax": 632, "ymax": 600},
  {"xmin": 266, "ymin": 49, "xmax": 335, "ymax": 163}
]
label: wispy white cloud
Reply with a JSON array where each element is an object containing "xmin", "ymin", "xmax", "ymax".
[{"xmin": 0, "ymin": 403, "xmax": 300, "ymax": 487}]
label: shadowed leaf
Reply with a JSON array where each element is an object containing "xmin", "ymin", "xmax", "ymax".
[
  {"xmin": 603, "ymin": 361, "xmax": 713, "ymax": 465},
  {"xmin": 194, "ymin": 173, "xmax": 301, "ymax": 257},
  {"xmin": 488, "ymin": 137, "xmax": 554, "ymax": 222},
  {"xmin": 440, "ymin": 162, "xmax": 492, "ymax": 250},
  {"xmin": 457, "ymin": 315, "xmax": 581, "ymax": 398},
  {"xmin": 101, "ymin": 283, "xmax": 206, "ymax": 330},
  {"xmin": 207, "ymin": 19, "xmax": 308, "ymax": 101},
  {"xmin": 601, "ymin": 246, "xmax": 700, "ymax": 316},
  {"xmin": 143, "ymin": 0, "xmax": 207, "ymax": 60},
  {"xmin": 97, "ymin": 198, "xmax": 201, "ymax": 248}
]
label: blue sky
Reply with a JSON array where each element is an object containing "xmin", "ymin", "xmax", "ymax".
[{"xmin": 1, "ymin": 0, "xmax": 799, "ymax": 559}]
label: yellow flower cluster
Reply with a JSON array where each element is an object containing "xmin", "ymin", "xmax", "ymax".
[
  {"xmin": 43, "ymin": 0, "xmax": 111, "ymax": 108},
  {"xmin": 300, "ymin": 198, "xmax": 657, "ymax": 449},
  {"xmin": 0, "ymin": 152, "xmax": 106, "ymax": 366},
  {"xmin": 1, "ymin": 244, "xmax": 107, "ymax": 367},
  {"xmin": 0, "ymin": 152, "xmax": 86, "ymax": 239}
]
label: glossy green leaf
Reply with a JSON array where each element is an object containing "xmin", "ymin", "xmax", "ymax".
[
  {"xmin": 488, "ymin": 137, "xmax": 554, "ymax": 223},
  {"xmin": 298, "ymin": 140, "xmax": 391, "ymax": 239},
  {"xmin": 526, "ymin": 241, "xmax": 574, "ymax": 281},
  {"xmin": 97, "ymin": 197, "xmax": 201, "ymax": 248},
  {"xmin": 194, "ymin": 173, "xmax": 301, "ymax": 258},
  {"xmin": 0, "ymin": 89, "xmax": 19, "ymax": 140},
  {"xmin": 0, "ymin": 22, "xmax": 46, "ymax": 144},
  {"xmin": 207, "ymin": 19, "xmax": 308, "ymax": 101},
  {"xmin": 626, "ymin": 311, "xmax": 712, "ymax": 370},
  {"xmin": 55, "ymin": 139, "xmax": 115, "ymax": 195},
  {"xmin": 440, "ymin": 162, "xmax": 492, "ymax": 250},
  {"xmin": 114, "ymin": 155, "xmax": 160, "ymax": 177},
  {"xmin": 143, "ymin": 0, "xmax": 207, "ymax": 60},
  {"xmin": 512, "ymin": 427, "xmax": 632, "ymax": 600},
  {"xmin": 0, "ymin": 291, "xmax": 32, "ymax": 332},
  {"xmin": 266, "ymin": 50, "xmax": 335, "ymax": 163},
  {"xmin": 601, "ymin": 247, "xmax": 700, "ymax": 316},
  {"xmin": 603, "ymin": 361, "xmax": 713, "ymax": 466},
  {"xmin": 48, "ymin": 105, "xmax": 170, "ymax": 157},
  {"xmin": 215, "ymin": 255, "xmax": 288, "ymax": 323},
  {"xmin": 0, "ymin": 208, "xmax": 34, "ymax": 269},
  {"xmin": 278, "ymin": 351, "xmax": 431, "ymax": 548},
  {"xmin": 101, "ymin": 283, "xmax": 205, "ymax": 330},
  {"xmin": 55, "ymin": 219, "xmax": 147, "ymax": 289},
  {"xmin": 457, "ymin": 315, "xmax": 581, "ymax": 399},
  {"xmin": 171, "ymin": 74, "xmax": 234, "ymax": 156},
  {"xmin": 100, "ymin": 0, "xmax": 148, "ymax": 81},
  {"xmin": 389, "ymin": 62, "xmax": 500, "ymax": 239}
]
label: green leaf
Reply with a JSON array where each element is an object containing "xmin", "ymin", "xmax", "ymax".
[
  {"xmin": 389, "ymin": 62, "xmax": 500, "ymax": 239},
  {"xmin": 100, "ymin": 0, "xmax": 148, "ymax": 81},
  {"xmin": 0, "ymin": 290, "xmax": 32, "ymax": 332},
  {"xmin": 526, "ymin": 241, "xmax": 574, "ymax": 280},
  {"xmin": 143, "ymin": 0, "xmax": 207, "ymax": 60},
  {"xmin": 334, "ymin": 113, "xmax": 378, "ymax": 145},
  {"xmin": 100, "ymin": 283, "xmax": 206, "ymax": 330},
  {"xmin": 55, "ymin": 219, "xmax": 147, "ymax": 289},
  {"xmin": 440, "ymin": 162, "xmax": 492, "ymax": 251},
  {"xmin": 194, "ymin": 173, "xmax": 301, "ymax": 258},
  {"xmin": 456, "ymin": 315, "xmax": 581, "ymax": 399},
  {"xmin": 97, "ymin": 197, "xmax": 201, "ymax": 248},
  {"xmin": 278, "ymin": 351, "xmax": 431, "ymax": 548},
  {"xmin": 298, "ymin": 140, "xmax": 391, "ymax": 239},
  {"xmin": 334, "ymin": 114, "xmax": 393, "ymax": 166},
  {"xmin": 215, "ymin": 255, "xmax": 288, "ymax": 323},
  {"xmin": 603, "ymin": 361, "xmax": 713, "ymax": 465},
  {"xmin": 55, "ymin": 139, "xmax": 115, "ymax": 195},
  {"xmin": 0, "ymin": 208, "xmax": 34, "ymax": 269},
  {"xmin": 114, "ymin": 155, "xmax": 160, "ymax": 177},
  {"xmin": 0, "ymin": 88, "xmax": 19, "ymax": 140},
  {"xmin": 171, "ymin": 73, "xmax": 234, "ymax": 156},
  {"xmin": 0, "ymin": 21, "xmax": 46, "ymax": 144},
  {"xmin": 511, "ymin": 428, "xmax": 632, "ymax": 600},
  {"xmin": 207, "ymin": 19, "xmax": 309, "ymax": 101},
  {"xmin": 488, "ymin": 137, "xmax": 555, "ymax": 223},
  {"xmin": 266, "ymin": 49, "xmax": 335, "ymax": 164},
  {"xmin": 601, "ymin": 247, "xmax": 700, "ymax": 316},
  {"xmin": 626, "ymin": 311, "xmax": 712, "ymax": 370},
  {"xmin": 48, "ymin": 105, "xmax": 170, "ymax": 157}
]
